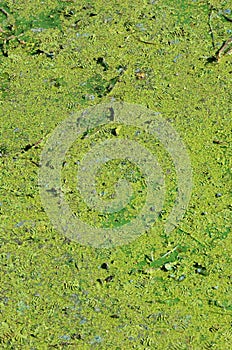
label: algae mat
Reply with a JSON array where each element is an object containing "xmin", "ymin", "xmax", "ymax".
[{"xmin": 0, "ymin": 0, "xmax": 231, "ymax": 348}]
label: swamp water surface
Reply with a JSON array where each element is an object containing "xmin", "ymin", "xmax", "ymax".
[{"xmin": 0, "ymin": 0, "xmax": 231, "ymax": 348}]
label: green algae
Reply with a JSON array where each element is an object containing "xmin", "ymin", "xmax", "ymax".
[{"xmin": 0, "ymin": 0, "xmax": 232, "ymax": 348}]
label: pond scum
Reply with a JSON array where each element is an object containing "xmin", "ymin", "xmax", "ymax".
[{"xmin": 0, "ymin": 0, "xmax": 231, "ymax": 348}]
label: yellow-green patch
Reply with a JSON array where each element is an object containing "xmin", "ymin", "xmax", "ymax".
[{"xmin": 0, "ymin": 0, "xmax": 231, "ymax": 348}]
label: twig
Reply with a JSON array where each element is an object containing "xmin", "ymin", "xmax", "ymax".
[
  {"xmin": 208, "ymin": 3, "xmax": 215, "ymax": 49},
  {"xmin": 20, "ymin": 138, "xmax": 44, "ymax": 154},
  {"xmin": 215, "ymin": 37, "xmax": 232, "ymax": 61},
  {"xmin": 0, "ymin": 7, "xmax": 9, "ymax": 17},
  {"xmin": 160, "ymin": 245, "xmax": 178, "ymax": 259},
  {"xmin": 177, "ymin": 228, "xmax": 207, "ymax": 247},
  {"xmin": 222, "ymin": 14, "xmax": 232, "ymax": 22},
  {"xmin": 136, "ymin": 36, "xmax": 156, "ymax": 45}
]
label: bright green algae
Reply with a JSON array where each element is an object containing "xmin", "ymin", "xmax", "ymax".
[{"xmin": 0, "ymin": 0, "xmax": 231, "ymax": 348}]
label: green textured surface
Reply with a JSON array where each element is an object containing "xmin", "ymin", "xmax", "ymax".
[{"xmin": 0, "ymin": 0, "xmax": 231, "ymax": 348}]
